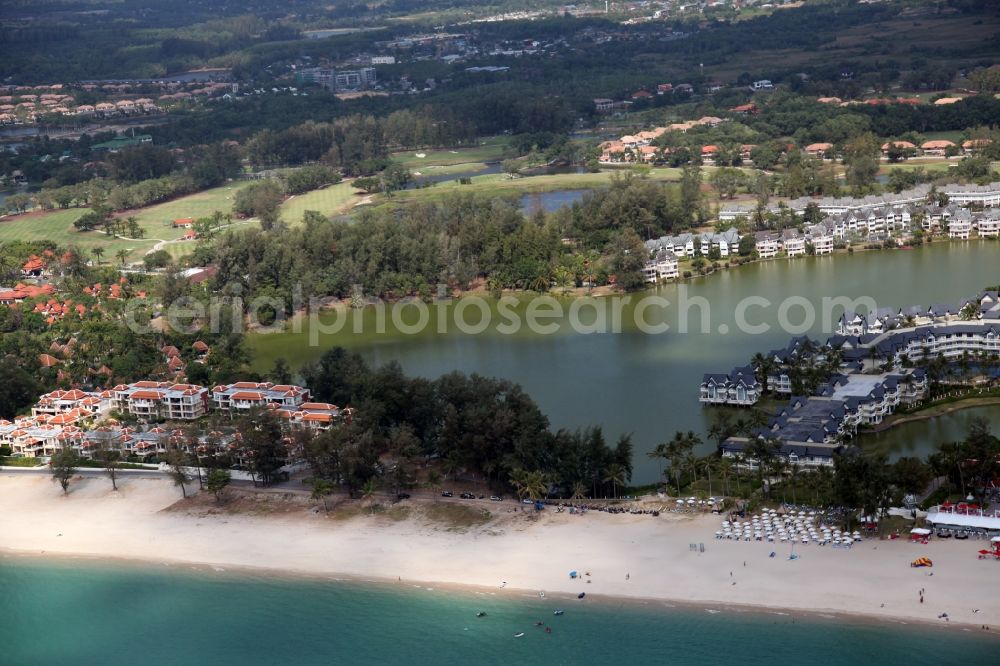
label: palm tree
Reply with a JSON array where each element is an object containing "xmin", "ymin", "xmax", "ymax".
[
  {"xmin": 771, "ymin": 458, "xmax": 788, "ymax": 503},
  {"xmin": 115, "ymin": 248, "xmax": 128, "ymax": 266},
  {"xmin": 647, "ymin": 442, "xmax": 669, "ymax": 483},
  {"xmin": 603, "ymin": 463, "xmax": 626, "ymax": 499},
  {"xmin": 789, "ymin": 461, "xmax": 801, "ymax": 505},
  {"xmin": 310, "ymin": 478, "xmax": 335, "ymax": 512},
  {"xmin": 524, "ymin": 470, "xmax": 548, "ymax": 501},
  {"xmin": 701, "ymin": 457, "xmax": 718, "ymax": 497},
  {"xmin": 733, "ymin": 454, "xmax": 747, "ymax": 496},
  {"xmin": 441, "ymin": 454, "xmax": 462, "ymax": 482},
  {"xmin": 361, "ymin": 478, "xmax": 377, "ymax": 514},
  {"xmin": 683, "ymin": 453, "xmax": 699, "ymax": 493},
  {"xmin": 91, "ymin": 247, "xmax": 105, "ymax": 265},
  {"xmin": 718, "ymin": 457, "xmax": 733, "ymax": 497},
  {"xmin": 747, "ymin": 438, "xmax": 780, "ymax": 498},
  {"xmin": 530, "ymin": 273, "xmax": 551, "ymax": 293},
  {"xmin": 509, "ymin": 468, "xmax": 529, "ymax": 500},
  {"xmin": 571, "ymin": 481, "xmax": 587, "ymax": 501}
]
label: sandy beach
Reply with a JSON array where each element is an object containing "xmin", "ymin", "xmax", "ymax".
[{"xmin": 3, "ymin": 472, "xmax": 999, "ymax": 630}]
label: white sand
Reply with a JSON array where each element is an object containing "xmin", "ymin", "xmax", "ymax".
[{"xmin": 3, "ymin": 473, "xmax": 999, "ymax": 628}]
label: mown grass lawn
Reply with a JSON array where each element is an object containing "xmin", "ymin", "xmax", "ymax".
[
  {"xmin": 878, "ymin": 160, "xmax": 956, "ymax": 175},
  {"xmin": 0, "ymin": 208, "xmax": 157, "ymax": 261},
  {"xmin": 280, "ymin": 180, "xmax": 364, "ymax": 225},
  {"xmin": 120, "ymin": 181, "xmax": 254, "ymax": 240},
  {"xmin": 385, "ymin": 168, "xmax": 682, "ymax": 206},
  {"xmin": 391, "ymin": 136, "xmax": 513, "ymax": 169},
  {"xmin": 0, "ymin": 182, "xmax": 254, "ymax": 262}
]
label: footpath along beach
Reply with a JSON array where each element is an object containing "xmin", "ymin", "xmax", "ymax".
[{"xmin": 2, "ymin": 473, "xmax": 999, "ymax": 631}]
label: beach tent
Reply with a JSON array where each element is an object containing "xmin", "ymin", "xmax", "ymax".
[
  {"xmin": 911, "ymin": 557, "xmax": 933, "ymax": 568},
  {"xmin": 910, "ymin": 528, "xmax": 931, "ymax": 535}
]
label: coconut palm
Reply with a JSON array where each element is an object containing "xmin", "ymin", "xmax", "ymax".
[
  {"xmin": 571, "ymin": 481, "xmax": 587, "ymax": 501},
  {"xmin": 788, "ymin": 461, "xmax": 801, "ymax": 505},
  {"xmin": 361, "ymin": 478, "xmax": 377, "ymax": 514},
  {"xmin": 310, "ymin": 478, "xmax": 335, "ymax": 513},
  {"xmin": 115, "ymin": 248, "xmax": 128, "ymax": 266},
  {"xmin": 509, "ymin": 468, "xmax": 529, "ymax": 500},
  {"xmin": 603, "ymin": 463, "xmax": 626, "ymax": 499},
  {"xmin": 717, "ymin": 457, "xmax": 733, "ymax": 497},
  {"xmin": 700, "ymin": 457, "xmax": 718, "ymax": 497},
  {"xmin": 91, "ymin": 247, "xmax": 104, "ymax": 265},
  {"xmin": 647, "ymin": 442, "xmax": 669, "ymax": 482},
  {"xmin": 523, "ymin": 470, "xmax": 548, "ymax": 501}
]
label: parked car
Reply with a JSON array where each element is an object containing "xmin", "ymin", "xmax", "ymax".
[
  {"xmin": 441, "ymin": 491, "xmax": 453, "ymax": 497},
  {"xmin": 396, "ymin": 493, "xmax": 411, "ymax": 501},
  {"xmin": 490, "ymin": 495, "xmax": 503, "ymax": 502},
  {"xmin": 460, "ymin": 492, "xmax": 475, "ymax": 499},
  {"xmin": 522, "ymin": 498, "xmax": 534, "ymax": 505}
]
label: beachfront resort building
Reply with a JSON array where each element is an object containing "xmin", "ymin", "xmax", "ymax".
[
  {"xmin": 642, "ymin": 249, "xmax": 680, "ymax": 283},
  {"xmin": 705, "ymin": 291, "xmax": 1000, "ymax": 468},
  {"xmin": 720, "ymin": 182, "xmax": 1000, "ymax": 221},
  {"xmin": 699, "ymin": 367, "xmax": 761, "ymax": 406},
  {"xmin": 7, "ymin": 378, "xmax": 351, "ymax": 459},
  {"xmin": 210, "ymin": 382, "xmax": 310, "ymax": 413},
  {"xmin": 111, "ymin": 382, "xmax": 210, "ymax": 420}
]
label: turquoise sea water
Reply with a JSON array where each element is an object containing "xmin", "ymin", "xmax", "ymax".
[{"xmin": 2, "ymin": 559, "xmax": 997, "ymax": 665}]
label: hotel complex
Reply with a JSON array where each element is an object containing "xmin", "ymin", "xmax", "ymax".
[
  {"xmin": 702, "ymin": 291, "xmax": 1000, "ymax": 468},
  {"xmin": 1, "ymin": 380, "xmax": 350, "ymax": 460},
  {"xmin": 643, "ymin": 182, "xmax": 1000, "ymax": 284}
]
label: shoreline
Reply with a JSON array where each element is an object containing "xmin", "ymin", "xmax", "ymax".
[
  {"xmin": 4, "ymin": 474, "xmax": 999, "ymax": 633},
  {"xmin": 863, "ymin": 396, "xmax": 1000, "ymax": 433},
  {"xmin": 4, "ymin": 548, "xmax": 998, "ymax": 637}
]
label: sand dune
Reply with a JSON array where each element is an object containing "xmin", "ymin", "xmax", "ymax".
[{"xmin": 2, "ymin": 473, "xmax": 999, "ymax": 629}]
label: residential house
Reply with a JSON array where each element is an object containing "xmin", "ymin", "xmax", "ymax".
[
  {"xmin": 921, "ymin": 140, "xmax": 956, "ymax": 156},
  {"xmin": 211, "ymin": 382, "xmax": 310, "ymax": 413},
  {"xmin": 782, "ymin": 229, "xmax": 806, "ymax": 257},
  {"xmin": 881, "ymin": 140, "xmax": 916, "ymax": 156},
  {"xmin": 807, "ymin": 227, "xmax": 834, "ymax": 255},
  {"xmin": 976, "ymin": 210, "xmax": 1000, "ymax": 238},
  {"xmin": 948, "ymin": 209, "xmax": 973, "ymax": 239},
  {"xmin": 593, "ymin": 98, "xmax": 615, "ymax": 112},
  {"xmin": 699, "ymin": 366, "xmax": 761, "ymax": 406},
  {"xmin": 642, "ymin": 250, "xmax": 679, "ymax": 283},
  {"xmin": 112, "ymin": 381, "xmax": 209, "ymax": 420},
  {"xmin": 754, "ymin": 231, "xmax": 780, "ymax": 259},
  {"xmin": 963, "ymin": 139, "xmax": 991, "ymax": 154},
  {"xmin": 805, "ymin": 143, "xmax": 834, "ymax": 159}
]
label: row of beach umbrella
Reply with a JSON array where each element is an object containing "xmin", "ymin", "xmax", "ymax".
[{"xmin": 716, "ymin": 509, "xmax": 862, "ymax": 546}]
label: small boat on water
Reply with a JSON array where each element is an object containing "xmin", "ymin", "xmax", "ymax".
[
  {"xmin": 534, "ymin": 621, "xmax": 544, "ymax": 626},
  {"xmin": 553, "ymin": 610, "xmax": 565, "ymax": 616},
  {"xmin": 514, "ymin": 632, "xmax": 525, "ymax": 638},
  {"xmin": 545, "ymin": 627, "xmax": 552, "ymax": 634},
  {"xmin": 577, "ymin": 592, "xmax": 586, "ymax": 599},
  {"xmin": 476, "ymin": 612, "xmax": 487, "ymax": 617}
]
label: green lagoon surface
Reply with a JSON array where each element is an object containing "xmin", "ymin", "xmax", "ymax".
[
  {"xmin": 2, "ymin": 559, "xmax": 997, "ymax": 665},
  {"xmin": 251, "ymin": 242, "xmax": 1000, "ymax": 483}
]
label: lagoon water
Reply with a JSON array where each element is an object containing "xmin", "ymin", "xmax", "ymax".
[
  {"xmin": 2, "ymin": 559, "xmax": 997, "ymax": 665},
  {"xmin": 250, "ymin": 242, "xmax": 1000, "ymax": 484},
  {"xmin": 520, "ymin": 188, "xmax": 590, "ymax": 214}
]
